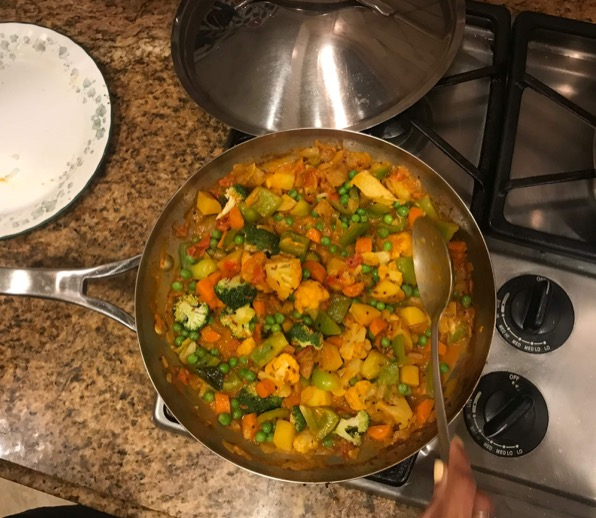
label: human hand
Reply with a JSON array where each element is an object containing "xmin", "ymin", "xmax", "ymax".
[{"xmin": 422, "ymin": 437, "xmax": 494, "ymax": 518}]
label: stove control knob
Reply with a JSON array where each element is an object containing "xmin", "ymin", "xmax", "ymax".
[
  {"xmin": 464, "ymin": 372, "xmax": 548, "ymax": 457},
  {"xmin": 496, "ymin": 275, "xmax": 574, "ymax": 353}
]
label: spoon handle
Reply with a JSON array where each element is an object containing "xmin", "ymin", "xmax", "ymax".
[{"xmin": 432, "ymin": 317, "xmax": 451, "ymax": 463}]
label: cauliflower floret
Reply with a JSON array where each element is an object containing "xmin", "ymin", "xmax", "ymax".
[
  {"xmin": 219, "ymin": 305, "xmax": 256, "ymax": 339},
  {"xmin": 259, "ymin": 353, "xmax": 300, "ymax": 397},
  {"xmin": 378, "ymin": 262, "xmax": 404, "ymax": 284},
  {"xmin": 345, "ymin": 380, "xmax": 374, "ymax": 411},
  {"xmin": 360, "ymin": 251, "xmax": 391, "ymax": 266},
  {"xmin": 216, "ymin": 186, "xmax": 241, "ymax": 220},
  {"xmin": 339, "ymin": 321, "xmax": 372, "ymax": 361},
  {"xmin": 372, "ymin": 399, "xmax": 414, "ymax": 428},
  {"xmin": 294, "ymin": 280, "xmax": 330, "ymax": 314},
  {"xmin": 293, "ymin": 430, "xmax": 318, "ymax": 454},
  {"xmin": 264, "ymin": 256, "xmax": 302, "ymax": 300}
]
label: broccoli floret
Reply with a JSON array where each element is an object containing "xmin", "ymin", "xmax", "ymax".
[
  {"xmin": 287, "ymin": 323, "xmax": 323, "ymax": 350},
  {"xmin": 217, "ymin": 185, "xmax": 250, "ymax": 221},
  {"xmin": 214, "ymin": 276, "xmax": 257, "ymax": 310},
  {"xmin": 333, "ymin": 411, "xmax": 371, "ymax": 445},
  {"xmin": 236, "ymin": 385, "xmax": 283, "ymax": 415},
  {"xmin": 232, "ymin": 184, "xmax": 249, "ymax": 199},
  {"xmin": 291, "ymin": 405, "xmax": 307, "ymax": 432},
  {"xmin": 219, "ymin": 304, "xmax": 256, "ymax": 339},
  {"xmin": 244, "ymin": 225, "xmax": 280, "ymax": 255},
  {"xmin": 174, "ymin": 294, "xmax": 210, "ymax": 331}
]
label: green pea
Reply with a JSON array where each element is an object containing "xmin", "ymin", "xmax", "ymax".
[
  {"xmin": 203, "ymin": 390, "xmax": 215, "ymax": 403},
  {"xmin": 239, "ymin": 356, "xmax": 248, "ymax": 365},
  {"xmin": 266, "ymin": 315, "xmax": 275, "ymax": 326},
  {"xmin": 383, "ymin": 214, "xmax": 394, "ymax": 224},
  {"xmin": 274, "ymin": 213, "xmax": 283, "ymax": 222},
  {"xmin": 329, "ymin": 244, "xmax": 339, "ymax": 255},
  {"xmin": 234, "ymin": 235, "xmax": 244, "ymax": 245},
  {"xmin": 381, "ymin": 337, "xmax": 390, "ymax": 348},
  {"xmin": 232, "ymin": 408, "xmax": 243, "ymax": 420},
  {"xmin": 321, "ymin": 236, "xmax": 331, "ymax": 247},
  {"xmin": 187, "ymin": 281, "xmax": 197, "ymax": 293},
  {"xmin": 338, "ymin": 187, "xmax": 348, "ymax": 196},
  {"xmin": 218, "ymin": 363, "xmax": 230, "ymax": 374},
  {"xmin": 266, "ymin": 432, "xmax": 275, "ymax": 442},
  {"xmin": 192, "ymin": 236, "xmax": 200, "ymax": 243},
  {"xmin": 348, "ymin": 170, "xmax": 359, "ymax": 179},
  {"xmin": 393, "ymin": 201, "xmax": 401, "ymax": 209},
  {"xmin": 303, "ymin": 269, "xmax": 311, "ymax": 279},
  {"xmin": 349, "ymin": 376, "xmax": 359, "ymax": 386},
  {"xmin": 173, "ymin": 322, "xmax": 183, "ymax": 333},
  {"xmin": 209, "ymin": 238, "xmax": 219, "ymax": 249},
  {"xmin": 263, "ymin": 324, "xmax": 271, "ymax": 332},
  {"xmin": 340, "ymin": 194, "xmax": 350, "ymax": 205},
  {"xmin": 185, "ymin": 255, "xmax": 198, "ymax": 265},
  {"xmin": 171, "ymin": 281, "xmax": 183, "ymax": 292},
  {"xmin": 322, "ymin": 437, "xmax": 335, "ymax": 448},
  {"xmin": 378, "ymin": 228, "xmax": 390, "ymax": 239},
  {"xmin": 452, "ymin": 290, "xmax": 459, "ymax": 299},
  {"xmin": 361, "ymin": 264, "xmax": 372, "ymax": 274},
  {"xmin": 229, "ymin": 357, "xmax": 238, "ymax": 368},
  {"xmin": 360, "ymin": 215, "xmax": 368, "ymax": 223},
  {"xmin": 341, "ymin": 250, "xmax": 349, "ymax": 257},
  {"xmin": 255, "ymin": 431, "xmax": 267, "ymax": 443},
  {"xmin": 180, "ymin": 328, "xmax": 189, "ymax": 337},
  {"xmin": 386, "ymin": 304, "xmax": 394, "ymax": 313},
  {"xmin": 261, "ymin": 422, "xmax": 273, "ymax": 434},
  {"xmin": 271, "ymin": 323, "xmax": 281, "ymax": 333},
  {"xmin": 187, "ymin": 353, "xmax": 198, "ymax": 365},
  {"xmin": 303, "ymin": 316, "xmax": 313, "ymax": 326},
  {"xmin": 189, "ymin": 330, "xmax": 200, "ymax": 341},
  {"xmin": 293, "ymin": 310, "xmax": 302, "ymax": 319},
  {"xmin": 398, "ymin": 383, "xmax": 408, "ymax": 395},
  {"xmin": 174, "ymin": 335, "xmax": 185, "ymax": 346},
  {"xmin": 316, "ymin": 221, "xmax": 324, "ymax": 231},
  {"xmin": 383, "ymin": 241, "xmax": 393, "ymax": 251},
  {"xmin": 210, "ymin": 348, "xmax": 220, "ymax": 357},
  {"xmin": 230, "ymin": 398, "xmax": 240, "ymax": 410},
  {"xmin": 311, "ymin": 210, "xmax": 319, "ymax": 218},
  {"xmin": 402, "ymin": 284, "xmax": 413, "ymax": 297},
  {"xmin": 405, "ymin": 385, "xmax": 412, "ymax": 396},
  {"xmin": 341, "ymin": 221, "xmax": 349, "ymax": 228},
  {"xmin": 288, "ymin": 189, "xmax": 298, "ymax": 199},
  {"xmin": 440, "ymin": 362, "xmax": 450, "ymax": 374},
  {"xmin": 397, "ymin": 205, "xmax": 410, "ymax": 217},
  {"xmin": 357, "ymin": 208, "xmax": 366, "ymax": 216},
  {"xmin": 285, "ymin": 217, "xmax": 294, "ymax": 225},
  {"xmin": 377, "ymin": 302, "xmax": 386, "ymax": 310},
  {"xmin": 211, "ymin": 229, "xmax": 223, "ymax": 239},
  {"xmin": 425, "ymin": 329, "xmax": 432, "ymax": 337},
  {"xmin": 275, "ymin": 313, "xmax": 285, "ymax": 325},
  {"xmin": 461, "ymin": 295, "xmax": 472, "ymax": 308},
  {"xmin": 418, "ymin": 335, "xmax": 428, "ymax": 346},
  {"xmin": 244, "ymin": 370, "xmax": 257, "ymax": 382},
  {"xmin": 413, "ymin": 287, "xmax": 420, "ymax": 297},
  {"xmin": 351, "ymin": 214, "xmax": 361, "ymax": 223},
  {"xmin": 218, "ymin": 413, "xmax": 232, "ymax": 426},
  {"xmin": 369, "ymin": 300, "xmax": 377, "ymax": 308}
]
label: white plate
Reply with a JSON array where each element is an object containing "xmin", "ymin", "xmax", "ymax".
[{"xmin": 0, "ymin": 22, "xmax": 111, "ymax": 239}]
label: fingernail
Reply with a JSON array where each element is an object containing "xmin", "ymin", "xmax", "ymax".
[
  {"xmin": 433, "ymin": 459, "xmax": 444, "ymax": 484},
  {"xmin": 453, "ymin": 435, "xmax": 464, "ymax": 448}
]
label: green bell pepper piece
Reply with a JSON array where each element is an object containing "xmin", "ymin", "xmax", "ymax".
[
  {"xmin": 239, "ymin": 202, "xmax": 261, "ymax": 224},
  {"xmin": 190, "ymin": 257, "xmax": 218, "ymax": 280},
  {"xmin": 339, "ymin": 222, "xmax": 370, "ymax": 247},
  {"xmin": 371, "ymin": 162, "xmax": 391, "ymax": 180},
  {"xmin": 299, "ymin": 406, "xmax": 340, "ymax": 440},
  {"xmin": 378, "ymin": 218, "xmax": 407, "ymax": 234},
  {"xmin": 314, "ymin": 311, "xmax": 342, "ymax": 336},
  {"xmin": 366, "ymin": 203, "xmax": 392, "ymax": 217},
  {"xmin": 279, "ymin": 231, "xmax": 310, "ymax": 257},
  {"xmin": 435, "ymin": 220, "xmax": 459, "ymax": 241},
  {"xmin": 311, "ymin": 366, "xmax": 342, "ymax": 392},
  {"xmin": 377, "ymin": 360, "xmax": 400, "ymax": 386},
  {"xmin": 250, "ymin": 332, "xmax": 289, "ymax": 367},
  {"xmin": 327, "ymin": 294, "xmax": 352, "ymax": 324},
  {"xmin": 391, "ymin": 334, "xmax": 411, "ymax": 365},
  {"xmin": 256, "ymin": 407, "xmax": 290, "ymax": 424},
  {"xmin": 448, "ymin": 323, "xmax": 468, "ymax": 344},
  {"xmin": 416, "ymin": 195, "xmax": 439, "ymax": 220},
  {"xmin": 222, "ymin": 229, "xmax": 239, "ymax": 252},
  {"xmin": 178, "ymin": 243, "xmax": 192, "ymax": 269},
  {"xmin": 425, "ymin": 361, "xmax": 434, "ymax": 398},
  {"xmin": 396, "ymin": 256, "xmax": 417, "ymax": 286},
  {"xmin": 248, "ymin": 187, "xmax": 282, "ymax": 218},
  {"xmin": 222, "ymin": 371, "xmax": 243, "ymax": 392}
]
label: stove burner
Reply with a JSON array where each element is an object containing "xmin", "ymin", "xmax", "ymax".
[
  {"xmin": 496, "ymin": 275, "xmax": 574, "ymax": 353},
  {"xmin": 365, "ymin": 100, "xmax": 431, "ymax": 155},
  {"xmin": 464, "ymin": 372, "xmax": 548, "ymax": 458}
]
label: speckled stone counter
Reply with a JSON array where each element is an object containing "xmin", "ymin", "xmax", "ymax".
[{"xmin": 0, "ymin": 0, "xmax": 593, "ymax": 517}]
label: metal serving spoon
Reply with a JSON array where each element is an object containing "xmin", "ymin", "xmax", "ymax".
[{"xmin": 412, "ymin": 216, "xmax": 454, "ymax": 464}]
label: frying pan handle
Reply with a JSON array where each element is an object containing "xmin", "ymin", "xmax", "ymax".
[{"xmin": 0, "ymin": 256, "xmax": 141, "ymax": 332}]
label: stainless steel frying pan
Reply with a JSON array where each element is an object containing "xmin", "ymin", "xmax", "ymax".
[{"xmin": 0, "ymin": 129, "xmax": 495, "ymax": 483}]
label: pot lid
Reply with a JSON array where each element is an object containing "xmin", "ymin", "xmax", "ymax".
[{"xmin": 172, "ymin": 0, "xmax": 465, "ymax": 135}]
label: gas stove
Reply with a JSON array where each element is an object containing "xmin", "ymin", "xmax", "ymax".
[{"xmin": 155, "ymin": 3, "xmax": 596, "ymax": 516}]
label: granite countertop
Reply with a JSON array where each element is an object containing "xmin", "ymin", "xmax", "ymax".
[{"xmin": 0, "ymin": 1, "xmax": 593, "ymax": 517}]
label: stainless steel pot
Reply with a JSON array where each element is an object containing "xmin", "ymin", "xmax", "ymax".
[{"xmin": 0, "ymin": 129, "xmax": 495, "ymax": 483}]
